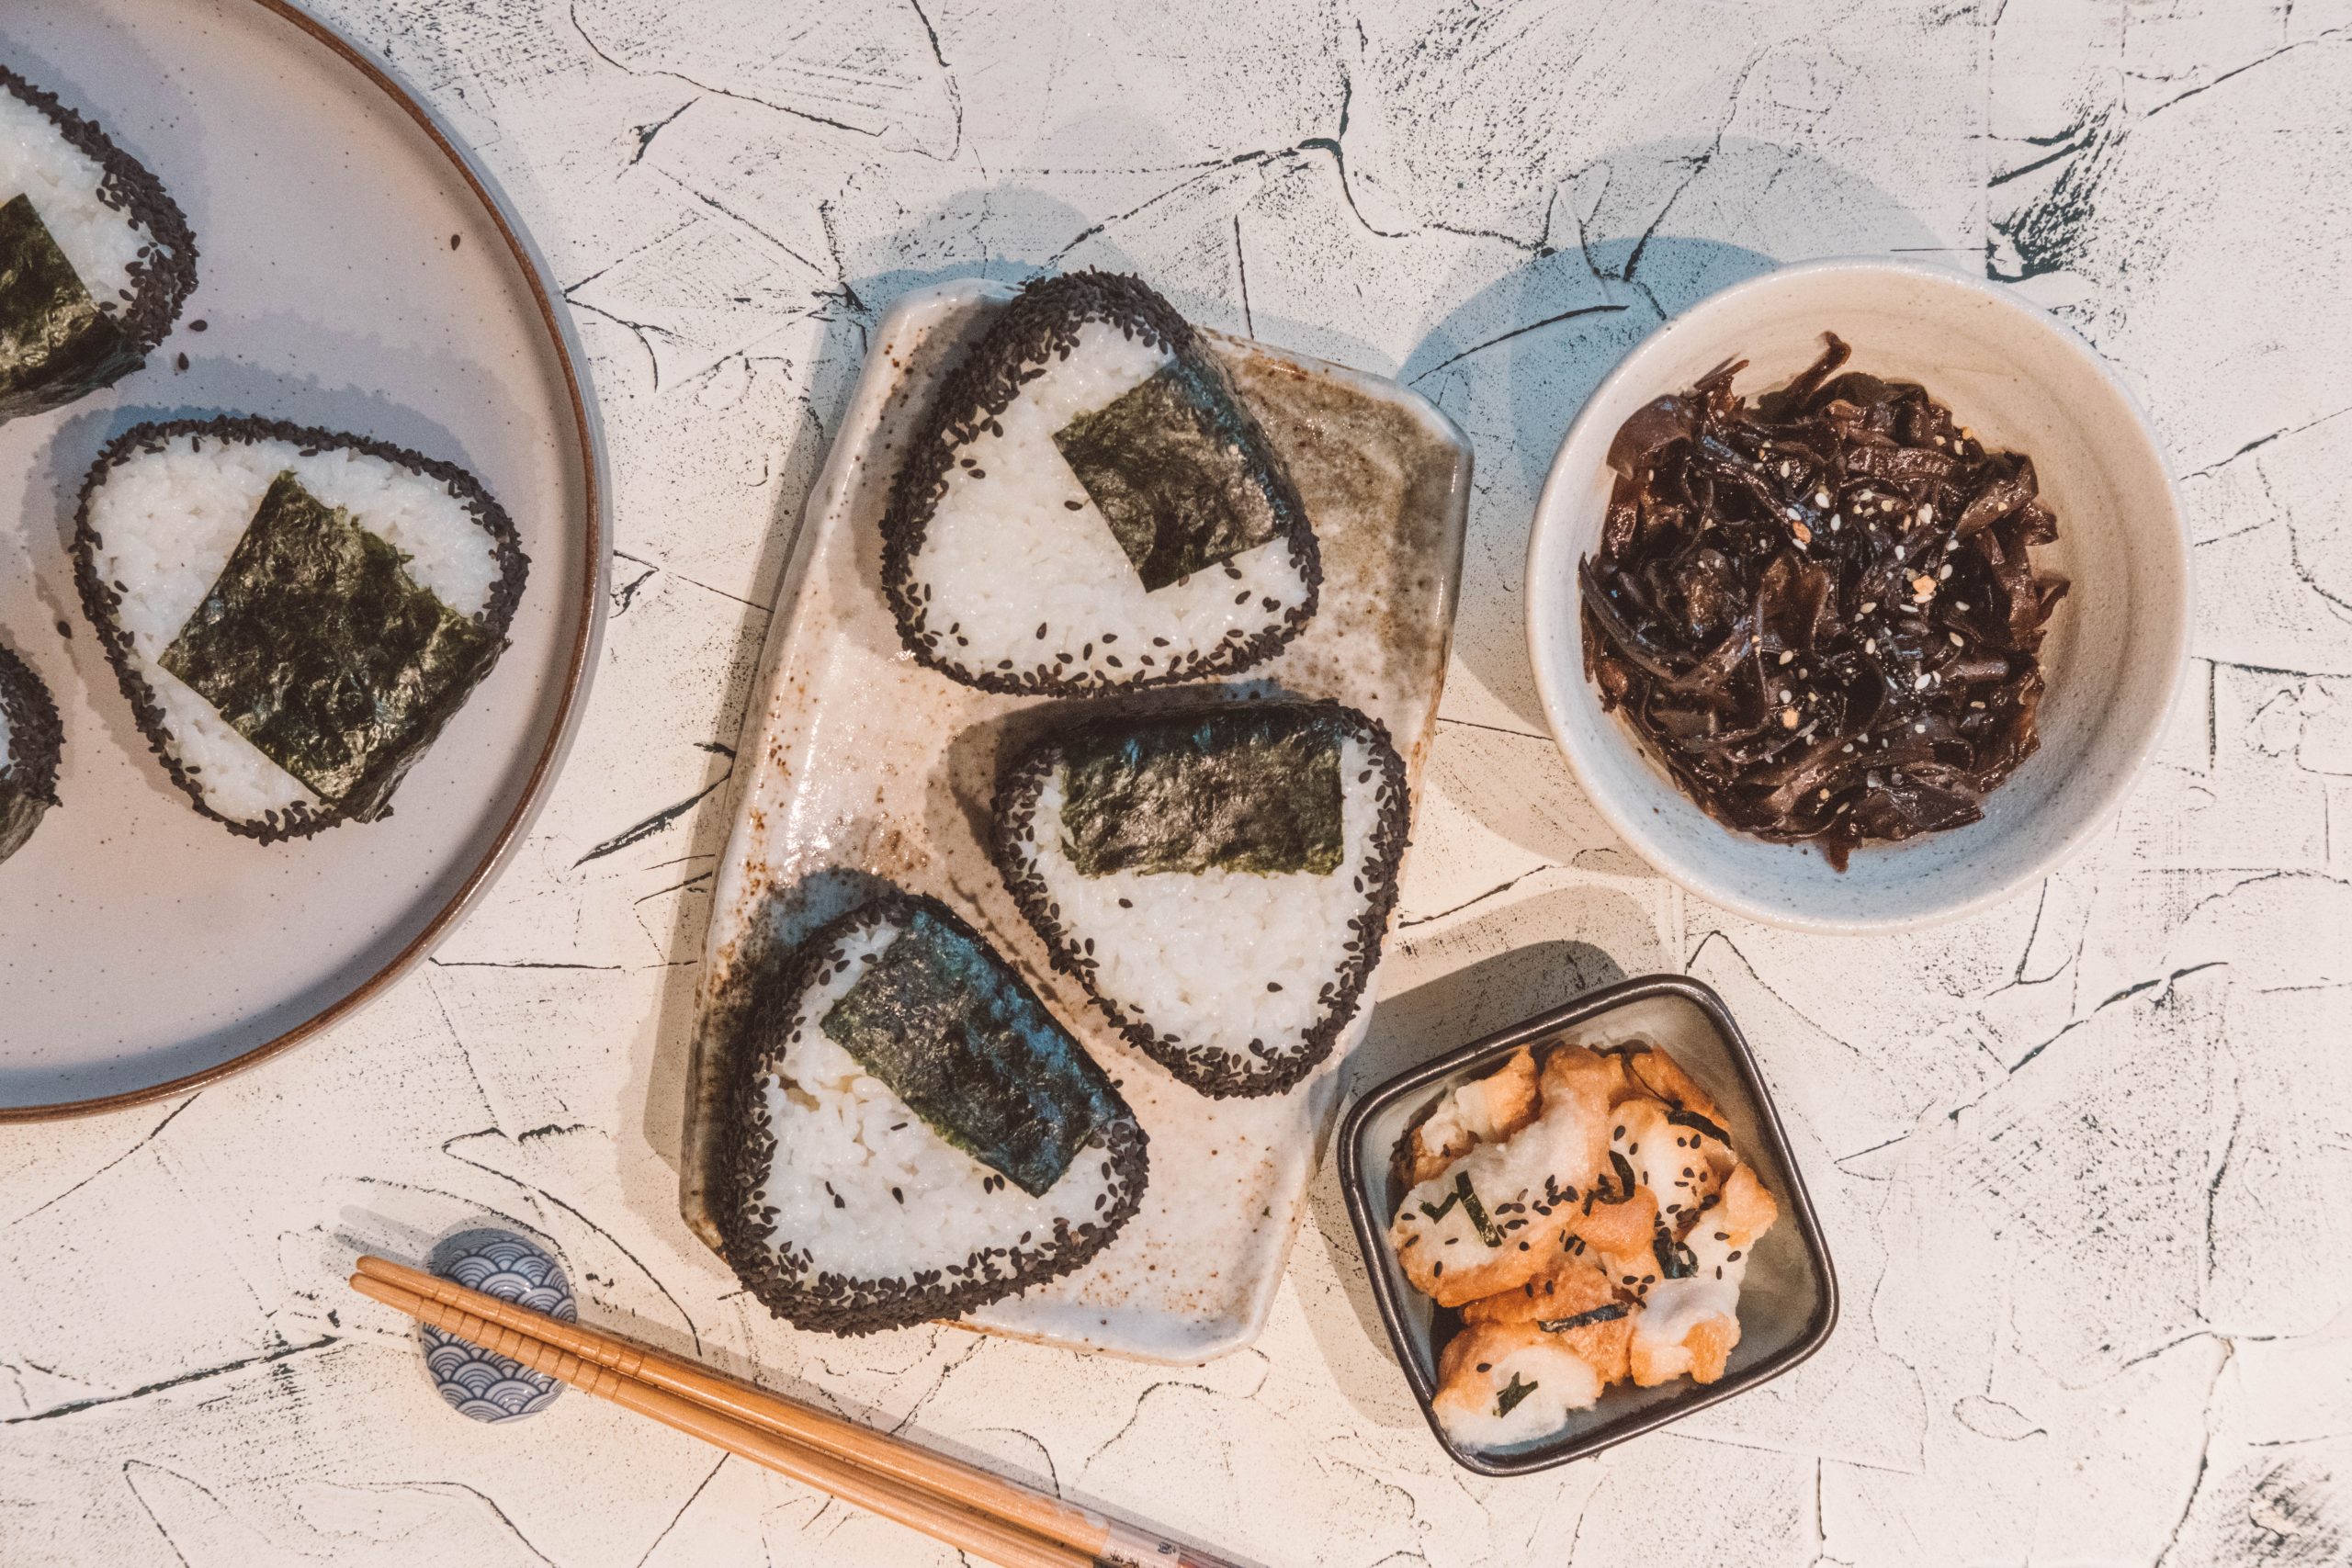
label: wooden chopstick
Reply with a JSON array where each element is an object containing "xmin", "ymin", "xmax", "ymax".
[
  {"xmin": 352, "ymin": 1257, "xmax": 1246, "ymax": 1568},
  {"xmin": 353, "ymin": 1271, "xmax": 1088, "ymax": 1568}
]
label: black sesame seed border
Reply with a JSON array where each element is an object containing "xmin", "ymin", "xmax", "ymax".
[
  {"xmin": 0, "ymin": 638, "xmax": 63, "ymax": 809},
  {"xmin": 713, "ymin": 890, "xmax": 1151, "ymax": 1337},
  {"xmin": 879, "ymin": 270, "xmax": 1322, "ymax": 696},
  {"xmin": 70, "ymin": 414, "xmax": 531, "ymax": 845},
  {"xmin": 990, "ymin": 697, "xmax": 1412, "ymax": 1099},
  {"xmin": 0, "ymin": 62, "xmax": 198, "ymax": 409}
]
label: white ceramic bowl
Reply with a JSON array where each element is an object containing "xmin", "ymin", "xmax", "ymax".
[{"xmin": 1524, "ymin": 260, "xmax": 2190, "ymax": 931}]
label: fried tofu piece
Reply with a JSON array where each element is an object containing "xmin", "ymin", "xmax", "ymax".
[
  {"xmin": 1402, "ymin": 1047, "xmax": 1541, "ymax": 1185},
  {"xmin": 1630, "ymin": 1310, "xmax": 1742, "ymax": 1387},
  {"xmin": 1573, "ymin": 1181, "xmax": 1661, "ymax": 1262},
  {"xmin": 1623, "ymin": 1043, "xmax": 1724, "ymax": 1122},
  {"xmin": 1461, "ymin": 1255, "xmax": 1634, "ymax": 1384},
  {"xmin": 1390, "ymin": 1047, "xmax": 1617, "ymax": 1307},
  {"xmin": 1431, "ymin": 1319, "xmax": 1606, "ymax": 1449},
  {"xmin": 1715, "ymin": 1161, "xmax": 1780, "ymax": 1246},
  {"xmin": 1610, "ymin": 1095, "xmax": 1730, "ymax": 1232}
]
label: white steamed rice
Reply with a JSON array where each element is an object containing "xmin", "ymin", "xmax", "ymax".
[
  {"xmin": 1011, "ymin": 730, "xmax": 1384, "ymax": 1061},
  {"xmin": 0, "ymin": 87, "xmax": 144, "ymax": 310},
  {"xmin": 81, "ymin": 434, "xmax": 502, "ymax": 823},
  {"xmin": 907, "ymin": 319, "xmax": 1312, "ymax": 684},
  {"xmin": 755, "ymin": 918, "xmax": 1121, "ymax": 1280}
]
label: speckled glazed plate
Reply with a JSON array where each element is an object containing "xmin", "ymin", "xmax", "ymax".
[
  {"xmin": 684, "ymin": 280, "xmax": 1471, "ymax": 1362},
  {"xmin": 0, "ymin": 0, "xmax": 605, "ymax": 1116}
]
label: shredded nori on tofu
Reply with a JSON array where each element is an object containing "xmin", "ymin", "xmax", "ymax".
[
  {"xmin": 1418, "ymin": 1188, "xmax": 1462, "ymax": 1224},
  {"xmin": 1052, "ymin": 362, "xmax": 1285, "ymax": 591},
  {"xmin": 1058, "ymin": 705, "xmax": 1343, "ymax": 877},
  {"xmin": 0, "ymin": 195, "xmax": 136, "ymax": 422},
  {"xmin": 1537, "ymin": 1303, "xmax": 1630, "ymax": 1333},
  {"xmin": 1598, "ymin": 1150, "xmax": 1640, "ymax": 1203},
  {"xmin": 1651, "ymin": 1215, "xmax": 1700, "ymax": 1280},
  {"xmin": 820, "ymin": 902, "xmax": 1122, "ymax": 1196},
  {"xmin": 1452, "ymin": 1171, "xmax": 1508, "ymax": 1247},
  {"xmin": 1493, "ymin": 1372, "xmax": 1540, "ymax": 1418},
  {"xmin": 158, "ymin": 469, "xmax": 503, "ymax": 818},
  {"xmin": 1667, "ymin": 1108, "xmax": 1733, "ymax": 1145}
]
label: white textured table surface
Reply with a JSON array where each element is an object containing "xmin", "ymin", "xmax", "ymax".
[{"xmin": 6, "ymin": 3, "xmax": 2350, "ymax": 1563}]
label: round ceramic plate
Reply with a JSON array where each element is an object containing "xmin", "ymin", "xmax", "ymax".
[{"xmin": 0, "ymin": 0, "xmax": 605, "ymax": 1116}]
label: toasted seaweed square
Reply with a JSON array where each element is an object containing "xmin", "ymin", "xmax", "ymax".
[
  {"xmin": 821, "ymin": 904, "xmax": 1118, "ymax": 1195},
  {"xmin": 1053, "ymin": 362, "xmax": 1285, "ymax": 592},
  {"xmin": 159, "ymin": 469, "xmax": 502, "ymax": 818},
  {"xmin": 0, "ymin": 193, "xmax": 136, "ymax": 422},
  {"xmin": 1060, "ymin": 707, "xmax": 1344, "ymax": 877}
]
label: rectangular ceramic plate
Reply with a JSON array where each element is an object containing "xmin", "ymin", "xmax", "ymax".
[
  {"xmin": 680, "ymin": 279, "xmax": 1470, "ymax": 1362},
  {"xmin": 1338, "ymin": 976, "xmax": 1839, "ymax": 1474}
]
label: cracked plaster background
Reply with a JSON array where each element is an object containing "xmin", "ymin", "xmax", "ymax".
[{"xmin": 5, "ymin": 0, "xmax": 2352, "ymax": 1563}]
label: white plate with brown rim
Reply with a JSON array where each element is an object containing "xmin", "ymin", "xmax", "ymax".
[{"xmin": 0, "ymin": 0, "xmax": 605, "ymax": 1117}]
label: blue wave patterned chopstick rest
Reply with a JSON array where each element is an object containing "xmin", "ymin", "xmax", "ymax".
[{"xmin": 418, "ymin": 1229, "xmax": 577, "ymax": 1423}]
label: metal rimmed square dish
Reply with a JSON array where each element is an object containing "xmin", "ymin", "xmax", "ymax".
[{"xmin": 1336, "ymin": 975, "xmax": 1838, "ymax": 1475}]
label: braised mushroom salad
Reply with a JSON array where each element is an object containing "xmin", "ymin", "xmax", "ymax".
[{"xmin": 1579, "ymin": 334, "xmax": 2070, "ymax": 869}]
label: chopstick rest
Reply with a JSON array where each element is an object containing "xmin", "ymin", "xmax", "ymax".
[{"xmin": 417, "ymin": 1229, "xmax": 574, "ymax": 1423}]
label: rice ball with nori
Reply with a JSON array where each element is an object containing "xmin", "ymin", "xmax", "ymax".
[
  {"xmin": 0, "ymin": 640, "xmax": 62, "ymax": 864},
  {"xmin": 884, "ymin": 271, "xmax": 1319, "ymax": 694},
  {"xmin": 0, "ymin": 64, "xmax": 196, "ymax": 423},
  {"xmin": 994, "ymin": 699, "xmax": 1411, "ymax": 1099},
  {"xmin": 73, "ymin": 416, "xmax": 527, "ymax": 842},
  {"xmin": 716, "ymin": 891, "xmax": 1148, "ymax": 1335}
]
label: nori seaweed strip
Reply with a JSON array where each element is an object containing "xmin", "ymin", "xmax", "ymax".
[
  {"xmin": 1058, "ymin": 705, "xmax": 1342, "ymax": 876},
  {"xmin": 1454, "ymin": 1171, "xmax": 1507, "ymax": 1248},
  {"xmin": 1053, "ymin": 362, "xmax": 1284, "ymax": 591},
  {"xmin": 714, "ymin": 891, "xmax": 1149, "ymax": 1337},
  {"xmin": 1667, "ymin": 1108, "xmax": 1733, "ymax": 1145},
  {"xmin": 0, "ymin": 640, "xmax": 62, "ymax": 863},
  {"xmin": 1493, "ymin": 1372, "xmax": 1540, "ymax": 1418},
  {"xmin": 1418, "ymin": 1189, "xmax": 1461, "ymax": 1224},
  {"xmin": 1536, "ymin": 1303, "xmax": 1630, "ymax": 1332},
  {"xmin": 819, "ymin": 902, "xmax": 1118, "ymax": 1196},
  {"xmin": 159, "ymin": 470, "xmax": 503, "ymax": 818},
  {"xmin": 992, "ymin": 696, "xmax": 1413, "ymax": 1099},
  {"xmin": 71, "ymin": 416, "xmax": 528, "ymax": 843},
  {"xmin": 1596, "ymin": 1150, "xmax": 1640, "ymax": 1203},
  {"xmin": 0, "ymin": 195, "xmax": 135, "ymax": 415},
  {"xmin": 0, "ymin": 64, "xmax": 197, "ymax": 423},
  {"xmin": 881, "ymin": 270, "xmax": 1320, "ymax": 695},
  {"xmin": 1651, "ymin": 1216, "xmax": 1699, "ymax": 1280}
]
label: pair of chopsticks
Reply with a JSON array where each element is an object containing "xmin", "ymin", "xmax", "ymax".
[{"xmin": 350, "ymin": 1257, "xmax": 1241, "ymax": 1568}]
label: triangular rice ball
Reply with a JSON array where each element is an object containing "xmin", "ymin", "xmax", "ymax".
[
  {"xmin": 715, "ymin": 892, "xmax": 1149, "ymax": 1335},
  {"xmin": 884, "ymin": 271, "xmax": 1319, "ymax": 694},
  {"xmin": 994, "ymin": 699, "xmax": 1409, "ymax": 1098}
]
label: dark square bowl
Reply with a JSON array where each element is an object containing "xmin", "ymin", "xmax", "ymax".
[{"xmin": 1336, "ymin": 974, "xmax": 1838, "ymax": 1476}]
